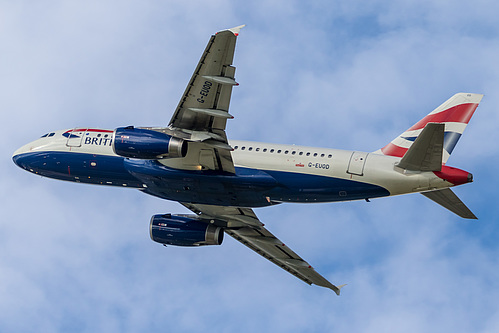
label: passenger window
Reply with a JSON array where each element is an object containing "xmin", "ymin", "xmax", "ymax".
[
  {"xmin": 299, "ymin": 152, "xmax": 303, "ymax": 156},
  {"xmin": 306, "ymin": 152, "xmax": 310, "ymax": 156},
  {"xmin": 313, "ymin": 153, "xmax": 318, "ymax": 157},
  {"xmin": 321, "ymin": 153, "xmax": 325, "ymax": 157},
  {"xmin": 284, "ymin": 150, "xmax": 289, "ymax": 154},
  {"xmin": 248, "ymin": 147, "xmax": 253, "ymax": 151},
  {"xmin": 234, "ymin": 146, "xmax": 239, "ymax": 149},
  {"xmin": 328, "ymin": 154, "xmax": 332, "ymax": 158},
  {"xmin": 277, "ymin": 150, "xmax": 282, "ymax": 153},
  {"xmin": 292, "ymin": 151, "xmax": 296, "ymax": 155},
  {"xmin": 241, "ymin": 147, "xmax": 246, "ymax": 150},
  {"xmin": 263, "ymin": 148, "xmax": 267, "ymax": 152},
  {"xmin": 256, "ymin": 148, "xmax": 260, "ymax": 152},
  {"xmin": 270, "ymin": 149, "xmax": 274, "ymax": 153}
]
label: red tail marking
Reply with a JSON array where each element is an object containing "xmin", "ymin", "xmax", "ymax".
[
  {"xmin": 408, "ymin": 103, "xmax": 479, "ymax": 131},
  {"xmin": 381, "ymin": 143, "xmax": 409, "ymax": 158}
]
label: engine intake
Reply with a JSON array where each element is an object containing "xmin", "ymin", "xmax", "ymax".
[
  {"xmin": 113, "ymin": 126, "xmax": 187, "ymax": 159},
  {"xmin": 150, "ymin": 214, "xmax": 224, "ymax": 247}
]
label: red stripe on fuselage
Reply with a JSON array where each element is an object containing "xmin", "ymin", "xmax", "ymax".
[
  {"xmin": 407, "ymin": 103, "xmax": 478, "ymax": 131},
  {"xmin": 64, "ymin": 128, "xmax": 114, "ymax": 133}
]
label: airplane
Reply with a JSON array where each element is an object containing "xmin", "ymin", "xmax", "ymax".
[{"xmin": 12, "ymin": 25, "xmax": 482, "ymax": 295}]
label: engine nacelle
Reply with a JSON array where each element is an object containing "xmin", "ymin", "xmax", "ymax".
[
  {"xmin": 150, "ymin": 214, "xmax": 224, "ymax": 247},
  {"xmin": 113, "ymin": 126, "xmax": 187, "ymax": 159}
]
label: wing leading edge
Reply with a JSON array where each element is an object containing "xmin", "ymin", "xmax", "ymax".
[{"xmin": 182, "ymin": 203, "xmax": 345, "ymax": 295}]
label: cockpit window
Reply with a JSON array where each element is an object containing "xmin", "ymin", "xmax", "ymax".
[
  {"xmin": 48, "ymin": 133, "xmax": 55, "ymax": 137},
  {"xmin": 40, "ymin": 133, "xmax": 49, "ymax": 138}
]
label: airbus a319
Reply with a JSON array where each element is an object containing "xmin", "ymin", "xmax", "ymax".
[{"xmin": 13, "ymin": 25, "xmax": 482, "ymax": 295}]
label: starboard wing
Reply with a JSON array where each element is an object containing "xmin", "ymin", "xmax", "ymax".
[{"xmin": 181, "ymin": 202, "xmax": 345, "ymax": 295}]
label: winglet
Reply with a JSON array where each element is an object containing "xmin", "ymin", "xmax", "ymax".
[
  {"xmin": 226, "ymin": 24, "xmax": 246, "ymax": 36},
  {"xmin": 333, "ymin": 284, "xmax": 347, "ymax": 296},
  {"xmin": 317, "ymin": 280, "xmax": 347, "ymax": 295}
]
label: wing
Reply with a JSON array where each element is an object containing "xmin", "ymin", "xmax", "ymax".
[
  {"xmin": 164, "ymin": 25, "xmax": 245, "ymax": 174},
  {"xmin": 181, "ymin": 203, "xmax": 345, "ymax": 295}
]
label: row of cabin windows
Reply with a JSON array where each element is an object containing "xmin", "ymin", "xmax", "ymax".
[
  {"xmin": 85, "ymin": 133, "xmax": 110, "ymax": 138},
  {"xmin": 233, "ymin": 145, "xmax": 332, "ymax": 158}
]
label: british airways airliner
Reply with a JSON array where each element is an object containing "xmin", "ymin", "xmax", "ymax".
[{"xmin": 12, "ymin": 25, "xmax": 482, "ymax": 295}]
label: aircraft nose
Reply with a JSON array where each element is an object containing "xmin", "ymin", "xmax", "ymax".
[
  {"xmin": 12, "ymin": 143, "xmax": 35, "ymax": 170},
  {"xmin": 13, "ymin": 150, "xmax": 30, "ymax": 170},
  {"xmin": 12, "ymin": 154, "xmax": 25, "ymax": 169}
]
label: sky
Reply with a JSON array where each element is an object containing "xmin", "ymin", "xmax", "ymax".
[{"xmin": 2, "ymin": 0, "xmax": 499, "ymax": 332}]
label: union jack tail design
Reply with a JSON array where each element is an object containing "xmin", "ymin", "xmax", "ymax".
[{"xmin": 376, "ymin": 93, "xmax": 483, "ymax": 164}]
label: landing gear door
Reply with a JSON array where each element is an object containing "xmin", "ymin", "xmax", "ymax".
[
  {"xmin": 66, "ymin": 128, "xmax": 87, "ymax": 147},
  {"xmin": 347, "ymin": 151, "xmax": 369, "ymax": 176}
]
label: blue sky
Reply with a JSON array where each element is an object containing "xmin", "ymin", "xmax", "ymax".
[{"xmin": 2, "ymin": 1, "xmax": 499, "ymax": 332}]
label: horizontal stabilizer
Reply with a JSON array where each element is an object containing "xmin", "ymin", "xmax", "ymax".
[
  {"xmin": 422, "ymin": 188, "xmax": 477, "ymax": 219},
  {"xmin": 397, "ymin": 123, "xmax": 444, "ymax": 171}
]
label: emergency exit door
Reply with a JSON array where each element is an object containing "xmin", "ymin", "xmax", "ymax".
[
  {"xmin": 347, "ymin": 151, "xmax": 368, "ymax": 176},
  {"xmin": 66, "ymin": 128, "xmax": 87, "ymax": 147}
]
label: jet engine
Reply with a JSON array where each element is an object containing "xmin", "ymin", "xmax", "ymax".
[
  {"xmin": 150, "ymin": 214, "xmax": 224, "ymax": 247},
  {"xmin": 112, "ymin": 126, "xmax": 188, "ymax": 159}
]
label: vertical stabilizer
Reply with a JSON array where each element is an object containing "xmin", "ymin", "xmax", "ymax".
[{"xmin": 376, "ymin": 93, "xmax": 483, "ymax": 164}]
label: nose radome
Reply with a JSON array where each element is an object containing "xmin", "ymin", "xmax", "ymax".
[
  {"xmin": 12, "ymin": 153, "xmax": 27, "ymax": 169},
  {"xmin": 13, "ymin": 147, "xmax": 25, "ymax": 159},
  {"xmin": 12, "ymin": 142, "xmax": 35, "ymax": 169}
]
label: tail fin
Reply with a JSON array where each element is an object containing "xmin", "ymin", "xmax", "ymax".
[{"xmin": 376, "ymin": 93, "xmax": 483, "ymax": 163}]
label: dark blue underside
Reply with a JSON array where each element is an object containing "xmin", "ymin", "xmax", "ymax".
[{"xmin": 13, "ymin": 152, "xmax": 390, "ymax": 207}]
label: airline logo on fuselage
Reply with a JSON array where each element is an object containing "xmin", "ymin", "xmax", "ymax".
[{"xmin": 84, "ymin": 136, "xmax": 112, "ymax": 146}]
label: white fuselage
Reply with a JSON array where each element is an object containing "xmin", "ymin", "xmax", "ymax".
[{"xmin": 13, "ymin": 128, "xmax": 456, "ymax": 207}]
